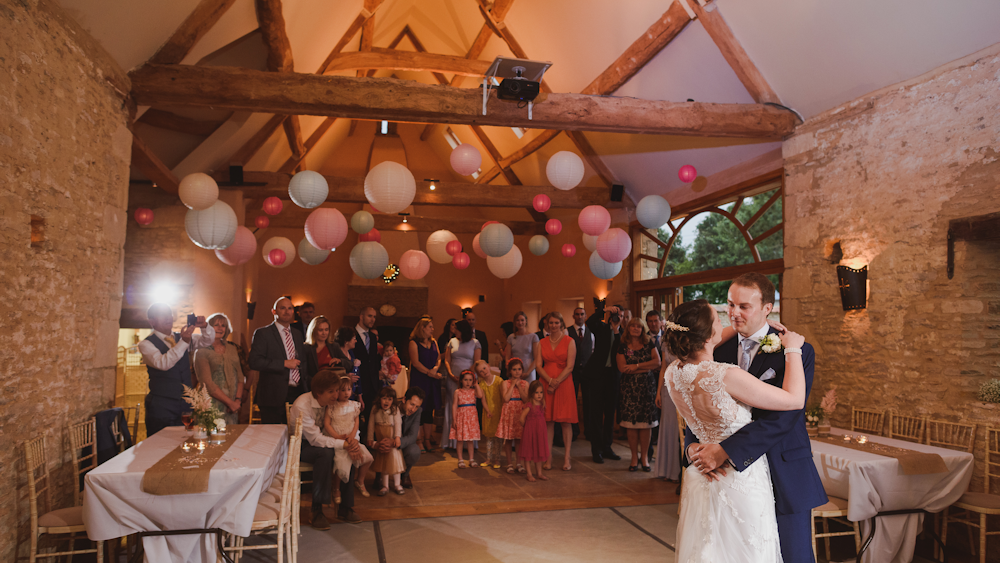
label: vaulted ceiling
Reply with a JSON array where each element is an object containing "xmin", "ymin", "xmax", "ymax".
[{"xmin": 58, "ymin": 0, "xmax": 1000, "ymax": 208}]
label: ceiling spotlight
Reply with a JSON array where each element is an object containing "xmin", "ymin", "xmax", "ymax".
[
  {"xmin": 425, "ymin": 178, "xmax": 439, "ymax": 191},
  {"xmin": 398, "ymin": 212, "xmax": 409, "ymax": 224}
]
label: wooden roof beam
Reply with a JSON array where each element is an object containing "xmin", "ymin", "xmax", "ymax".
[
  {"xmin": 317, "ymin": 0, "xmax": 384, "ymax": 74},
  {"xmin": 137, "ymin": 109, "xmax": 225, "ymax": 136},
  {"xmin": 324, "ymin": 49, "xmax": 492, "ymax": 77},
  {"xmin": 254, "ymin": 0, "xmax": 305, "ymax": 161},
  {"xmin": 131, "ymin": 133, "xmax": 180, "ymax": 194},
  {"xmin": 278, "ymin": 117, "xmax": 337, "ymax": 173},
  {"xmin": 150, "ymin": 0, "xmax": 239, "ymax": 65},
  {"xmin": 248, "ymin": 210, "xmax": 543, "ymax": 234}
]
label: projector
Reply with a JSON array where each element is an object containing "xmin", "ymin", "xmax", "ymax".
[{"xmin": 497, "ymin": 77, "xmax": 540, "ymax": 102}]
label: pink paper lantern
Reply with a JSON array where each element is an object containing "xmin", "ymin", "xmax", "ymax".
[
  {"xmin": 596, "ymin": 227, "xmax": 631, "ymax": 263},
  {"xmin": 545, "ymin": 219, "xmax": 562, "ymax": 235},
  {"xmin": 263, "ymin": 197, "xmax": 283, "ymax": 215},
  {"xmin": 134, "ymin": 208, "xmax": 154, "ymax": 226},
  {"xmin": 254, "ymin": 215, "xmax": 270, "ymax": 229},
  {"xmin": 561, "ymin": 243, "xmax": 577, "ymax": 257},
  {"xmin": 532, "ymin": 194, "xmax": 551, "ymax": 213},
  {"xmin": 304, "ymin": 208, "xmax": 348, "ymax": 251},
  {"xmin": 482, "ymin": 220, "xmax": 498, "ymax": 231},
  {"xmin": 578, "ymin": 205, "xmax": 611, "ymax": 236},
  {"xmin": 678, "ymin": 164, "xmax": 697, "ymax": 183},
  {"xmin": 446, "ymin": 240, "xmax": 463, "ymax": 256},
  {"xmin": 472, "ymin": 233, "xmax": 487, "ymax": 258},
  {"xmin": 399, "ymin": 249, "xmax": 431, "ymax": 279},
  {"xmin": 452, "ymin": 252, "xmax": 470, "ymax": 270},
  {"xmin": 215, "ymin": 226, "xmax": 257, "ymax": 266},
  {"xmin": 268, "ymin": 248, "xmax": 286, "ymax": 267},
  {"xmin": 359, "ymin": 228, "xmax": 381, "ymax": 243},
  {"xmin": 450, "ymin": 144, "xmax": 482, "ymax": 176}
]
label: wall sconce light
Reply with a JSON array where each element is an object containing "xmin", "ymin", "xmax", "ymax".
[
  {"xmin": 247, "ymin": 302, "xmax": 257, "ymax": 320},
  {"xmin": 836, "ymin": 265, "xmax": 867, "ymax": 310}
]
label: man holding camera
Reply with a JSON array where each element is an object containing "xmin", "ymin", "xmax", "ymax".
[
  {"xmin": 138, "ymin": 303, "xmax": 215, "ymax": 437},
  {"xmin": 582, "ymin": 302, "xmax": 624, "ymax": 463}
]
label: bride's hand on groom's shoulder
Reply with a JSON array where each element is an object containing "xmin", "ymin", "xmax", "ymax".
[
  {"xmin": 778, "ymin": 330, "xmax": 805, "ymax": 349},
  {"xmin": 766, "ymin": 319, "xmax": 787, "ymax": 333}
]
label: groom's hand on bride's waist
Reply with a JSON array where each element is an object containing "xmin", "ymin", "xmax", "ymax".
[{"xmin": 688, "ymin": 443, "xmax": 731, "ymax": 480}]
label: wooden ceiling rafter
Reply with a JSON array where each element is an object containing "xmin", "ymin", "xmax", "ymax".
[
  {"xmin": 326, "ymin": 49, "xmax": 492, "ymax": 78},
  {"xmin": 254, "ymin": 0, "xmax": 306, "ymax": 162},
  {"xmin": 131, "ymin": 133, "xmax": 180, "ymax": 194},
  {"xmin": 149, "ymin": 0, "xmax": 240, "ymax": 65},
  {"xmin": 277, "ymin": 117, "xmax": 338, "ymax": 173},
  {"xmin": 249, "ymin": 211, "xmax": 544, "ymax": 234},
  {"xmin": 137, "ymin": 109, "xmax": 226, "ymax": 136}
]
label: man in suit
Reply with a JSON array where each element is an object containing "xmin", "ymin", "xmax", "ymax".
[
  {"xmin": 250, "ymin": 297, "xmax": 315, "ymax": 424},
  {"xmin": 290, "ymin": 301, "xmax": 316, "ymax": 335},
  {"xmin": 354, "ymin": 306, "xmax": 380, "ymax": 428},
  {"xmin": 399, "ymin": 387, "xmax": 425, "ymax": 489},
  {"xmin": 583, "ymin": 303, "xmax": 623, "ymax": 464},
  {"xmin": 462, "ymin": 308, "xmax": 489, "ymax": 360},
  {"xmin": 686, "ymin": 273, "xmax": 827, "ymax": 563}
]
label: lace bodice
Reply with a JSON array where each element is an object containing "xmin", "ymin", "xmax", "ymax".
[{"xmin": 666, "ymin": 360, "xmax": 752, "ymax": 445}]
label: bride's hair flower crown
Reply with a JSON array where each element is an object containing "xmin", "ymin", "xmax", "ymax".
[{"xmin": 664, "ymin": 321, "xmax": 689, "ymax": 332}]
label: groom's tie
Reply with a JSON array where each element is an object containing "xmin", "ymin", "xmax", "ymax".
[{"xmin": 739, "ymin": 338, "xmax": 756, "ymax": 371}]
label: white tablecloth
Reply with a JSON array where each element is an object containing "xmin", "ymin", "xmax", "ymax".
[
  {"xmin": 811, "ymin": 427, "xmax": 973, "ymax": 563},
  {"xmin": 83, "ymin": 425, "xmax": 288, "ymax": 563}
]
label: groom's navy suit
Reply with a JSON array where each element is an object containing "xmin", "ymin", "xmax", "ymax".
[{"xmin": 685, "ymin": 326, "xmax": 827, "ymax": 563}]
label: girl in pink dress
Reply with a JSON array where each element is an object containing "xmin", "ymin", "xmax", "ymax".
[
  {"xmin": 497, "ymin": 358, "xmax": 529, "ymax": 474},
  {"xmin": 518, "ymin": 380, "xmax": 550, "ymax": 482},
  {"xmin": 449, "ymin": 370, "xmax": 488, "ymax": 468}
]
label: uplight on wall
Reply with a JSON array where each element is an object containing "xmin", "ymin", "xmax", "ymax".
[{"xmin": 836, "ymin": 265, "xmax": 868, "ymax": 310}]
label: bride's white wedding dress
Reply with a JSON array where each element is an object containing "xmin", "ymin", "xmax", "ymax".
[{"xmin": 667, "ymin": 360, "xmax": 783, "ymax": 563}]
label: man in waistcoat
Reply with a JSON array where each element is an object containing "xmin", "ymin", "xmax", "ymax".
[
  {"xmin": 138, "ymin": 303, "xmax": 215, "ymax": 437},
  {"xmin": 583, "ymin": 303, "xmax": 623, "ymax": 464}
]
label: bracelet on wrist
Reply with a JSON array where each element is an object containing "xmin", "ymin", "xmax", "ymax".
[{"xmin": 783, "ymin": 347, "xmax": 802, "ymax": 356}]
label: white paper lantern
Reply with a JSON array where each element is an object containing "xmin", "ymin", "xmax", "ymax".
[
  {"xmin": 262, "ymin": 236, "xmax": 296, "ymax": 269},
  {"xmin": 215, "ymin": 226, "xmax": 257, "ymax": 265},
  {"xmin": 546, "ymin": 151, "xmax": 585, "ymax": 191},
  {"xmin": 399, "ymin": 249, "xmax": 431, "ymax": 279},
  {"xmin": 479, "ymin": 223, "xmax": 514, "ymax": 257},
  {"xmin": 636, "ymin": 195, "xmax": 672, "ymax": 229},
  {"xmin": 582, "ymin": 233, "xmax": 599, "ymax": 252},
  {"xmin": 578, "ymin": 205, "xmax": 611, "ymax": 236},
  {"xmin": 589, "ymin": 251, "xmax": 622, "ymax": 279},
  {"xmin": 288, "ymin": 170, "xmax": 329, "ymax": 209},
  {"xmin": 178, "ymin": 172, "xmax": 219, "ymax": 210},
  {"xmin": 487, "ymin": 245, "xmax": 522, "ymax": 279},
  {"xmin": 426, "ymin": 230, "xmax": 458, "ymax": 264},
  {"xmin": 298, "ymin": 238, "xmax": 331, "ymax": 266},
  {"xmin": 596, "ymin": 228, "xmax": 632, "ymax": 263},
  {"xmin": 351, "ymin": 210, "xmax": 375, "ymax": 234},
  {"xmin": 350, "ymin": 241, "xmax": 389, "ymax": 279},
  {"xmin": 450, "ymin": 144, "xmax": 482, "ymax": 176},
  {"xmin": 528, "ymin": 235, "xmax": 549, "ymax": 256},
  {"xmin": 364, "ymin": 161, "xmax": 416, "ymax": 214},
  {"xmin": 304, "ymin": 208, "xmax": 348, "ymax": 251},
  {"xmin": 185, "ymin": 200, "xmax": 237, "ymax": 249},
  {"xmin": 472, "ymin": 233, "xmax": 487, "ymax": 259}
]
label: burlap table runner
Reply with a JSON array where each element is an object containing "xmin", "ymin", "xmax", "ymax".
[
  {"xmin": 141, "ymin": 424, "xmax": 249, "ymax": 495},
  {"xmin": 814, "ymin": 435, "xmax": 948, "ymax": 475}
]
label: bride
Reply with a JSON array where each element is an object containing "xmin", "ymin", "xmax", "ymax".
[{"xmin": 664, "ymin": 299, "xmax": 805, "ymax": 563}]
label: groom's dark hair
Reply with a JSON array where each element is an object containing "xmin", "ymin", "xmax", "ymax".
[
  {"xmin": 732, "ymin": 273, "xmax": 775, "ymax": 306},
  {"xmin": 665, "ymin": 300, "xmax": 715, "ymax": 361}
]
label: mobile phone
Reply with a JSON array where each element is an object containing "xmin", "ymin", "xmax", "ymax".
[{"xmin": 187, "ymin": 313, "xmax": 197, "ymax": 326}]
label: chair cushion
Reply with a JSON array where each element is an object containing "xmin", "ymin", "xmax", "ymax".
[
  {"xmin": 254, "ymin": 501, "xmax": 287, "ymax": 522},
  {"xmin": 38, "ymin": 506, "xmax": 85, "ymax": 528},
  {"xmin": 813, "ymin": 496, "xmax": 849, "ymax": 516},
  {"xmin": 956, "ymin": 492, "xmax": 1000, "ymax": 510}
]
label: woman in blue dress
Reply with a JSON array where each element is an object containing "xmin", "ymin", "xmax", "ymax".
[{"xmin": 408, "ymin": 317, "xmax": 443, "ymax": 452}]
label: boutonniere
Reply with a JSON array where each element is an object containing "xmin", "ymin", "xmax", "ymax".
[{"xmin": 758, "ymin": 334, "xmax": 782, "ymax": 353}]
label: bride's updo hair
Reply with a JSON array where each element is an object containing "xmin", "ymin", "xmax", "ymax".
[{"xmin": 665, "ymin": 299, "xmax": 716, "ymax": 361}]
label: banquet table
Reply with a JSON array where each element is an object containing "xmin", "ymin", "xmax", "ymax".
[
  {"xmin": 811, "ymin": 427, "xmax": 974, "ymax": 563},
  {"xmin": 83, "ymin": 425, "xmax": 288, "ymax": 563}
]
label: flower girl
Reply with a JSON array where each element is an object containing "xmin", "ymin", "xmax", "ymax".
[
  {"xmin": 367, "ymin": 387, "xmax": 407, "ymax": 495},
  {"xmin": 519, "ymin": 380, "xmax": 550, "ymax": 482},
  {"xmin": 497, "ymin": 358, "xmax": 529, "ymax": 473},
  {"xmin": 323, "ymin": 376, "xmax": 373, "ymax": 501},
  {"xmin": 450, "ymin": 370, "xmax": 487, "ymax": 468}
]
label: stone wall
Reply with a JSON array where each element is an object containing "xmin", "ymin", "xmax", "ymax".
[
  {"xmin": 782, "ymin": 44, "xmax": 1000, "ymax": 489},
  {"xmin": 0, "ymin": 0, "xmax": 131, "ymax": 558}
]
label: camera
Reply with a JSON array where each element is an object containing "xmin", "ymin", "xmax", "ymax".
[
  {"xmin": 609, "ymin": 311, "xmax": 620, "ymax": 323},
  {"xmin": 187, "ymin": 313, "xmax": 197, "ymax": 326}
]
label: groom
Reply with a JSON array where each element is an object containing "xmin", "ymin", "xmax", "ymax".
[{"xmin": 686, "ymin": 273, "xmax": 827, "ymax": 563}]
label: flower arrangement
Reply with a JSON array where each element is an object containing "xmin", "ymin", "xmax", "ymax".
[
  {"xmin": 758, "ymin": 334, "xmax": 782, "ymax": 353},
  {"xmin": 820, "ymin": 386, "xmax": 837, "ymax": 417},
  {"xmin": 978, "ymin": 379, "xmax": 1000, "ymax": 403},
  {"xmin": 182, "ymin": 384, "xmax": 226, "ymax": 433},
  {"xmin": 805, "ymin": 406, "xmax": 824, "ymax": 427}
]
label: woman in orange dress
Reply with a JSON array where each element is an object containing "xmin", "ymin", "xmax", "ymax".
[{"xmin": 534, "ymin": 311, "xmax": 578, "ymax": 471}]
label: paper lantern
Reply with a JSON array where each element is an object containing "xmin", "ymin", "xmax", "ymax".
[
  {"xmin": 452, "ymin": 252, "xmax": 470, "ymax": 269},
  {"xmin": 351, "ymin": 210, "xmax": 375, "ymax": 234},
  {"xmin": 582, "ymin": 233, "xmax": 598, "ymax": 252},
  {"xmin": 134, "ymin": 208, "xmax": 154, "ymax": 226},
  {"xmin": 364, "ymin": 161, "xmax": 416, "ymax": 214},
  {"xmin": 262, "ymin": 236, "xmax": 296, "ymax": 269},
  {"xmin": 479, "ymin": 223, "xmax": 513, "ymax": 257},
  {"xmin": 482, "ymin": 220, "xmax": 498, "ymax": 231},
  {"xmin": 636, "ymin": 195, "xmax": 672, "ymax": 229},
  {"xmin": 472, "ymin": 233, "xmax": 487, "ymax": 259},
  {"xmin": 298, "ymin": 238, "xmax": 331, "ymax": 266},
  {"xmin": 263, "ymin": 197, "xmax": 283, "ymax": 215},
  {"xmin": 304, "ymin": 208, "xmax": 348, "ymax": 251},
  {"xmin": 578, "ymin": 205, "xmax": 611, "ymax": 236},
  {"xmin": 359, "ymin": 228, "xmax": 381, "ymax": 243},
  {"xmin": 215, "ymin": 226, "xmax": 257, "ymax": 266},
  {"xmin": 426, "ymin": 230, "xmax": 458, "ymax": 264},
  {"xmin": 532, "ymin": 194, "xmax": 551, "ymax": 213},
  {"xmin": 487, "ymin": 245, "xmax": 522, "ymax": 279},
  {"xmin": 528, "ymin": 235, "xmax": 549, "ymax": 256},
  {"xmin": 254, "ymin": 215, "xmax": 270, "ymax": 229},
  {"xmin": 678, "ymin": 164, "xmax": 697, "ymax": 183},
  {"xmin": 288, "ymin": 170, "xmax": 328, "ymax": 209},
  {"xmin": 450, "ymin": 144, "xmax": 482, "ymax": 176},
  {"xmin": 597, "ymin": 228, "xmax": 631, "ymax": 263},
  {"xmin": 446, "ymin": 240, "xmax": 463, "ymax": 256},
  {"xmin": 350, "ymin": 241, "xmax": 389, "ymax": 279},
  {"xmin": 399, "ymin": 249, "xmax": 431, "ymax": 280},
  {"xmin": 185, "ymin": 200, "xmax": 238, "ymax": 249},
  {"xmin": 268, "ymin": 249, "xmax": 286, "ymax": 267},
  {"xmin": 178, "ymin": 172, "xmax": 219, "ymax": 210},
  {"xmin": 589, "ymin": 251, "xmax": 622, "ymax": 279},
  {"xmin": 546, "ymin": 151, "xmax": 584, "ymax": 191},
  {"xmin": 562, "ymin": 243, "xmax": 577, "ymax": 258},
  {"xmin": 545, "ymin": 219, "xmax": 562, "ymax": 235}
]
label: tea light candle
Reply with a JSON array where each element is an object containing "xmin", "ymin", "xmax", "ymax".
[
  {"xmin": 197, "ymin": 441, "xmax": 206, "ymax": 452},
  {"xmin": 843, "ymin": 434, "xmax": 852, "ymax": 441},
  {"xmin": 857, "ymin": 436, "xmax": 868, "ymax": 444},
  {"xmin": 181, "ymin": 442, "xmax": 191, "ymax": 452}
]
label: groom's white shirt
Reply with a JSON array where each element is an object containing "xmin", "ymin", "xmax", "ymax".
[{"xmin": 736, "ymin": 323, "xmax": 770, "ymax": 368}]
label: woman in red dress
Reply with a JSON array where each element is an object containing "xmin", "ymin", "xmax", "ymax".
[
  {"xmin": 306, "ymin": 316, "xmax": 339, "ymax": 371},
  {"xmin": 533, "ymin": 312, "xmax": 577, "ymax": 471}
]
